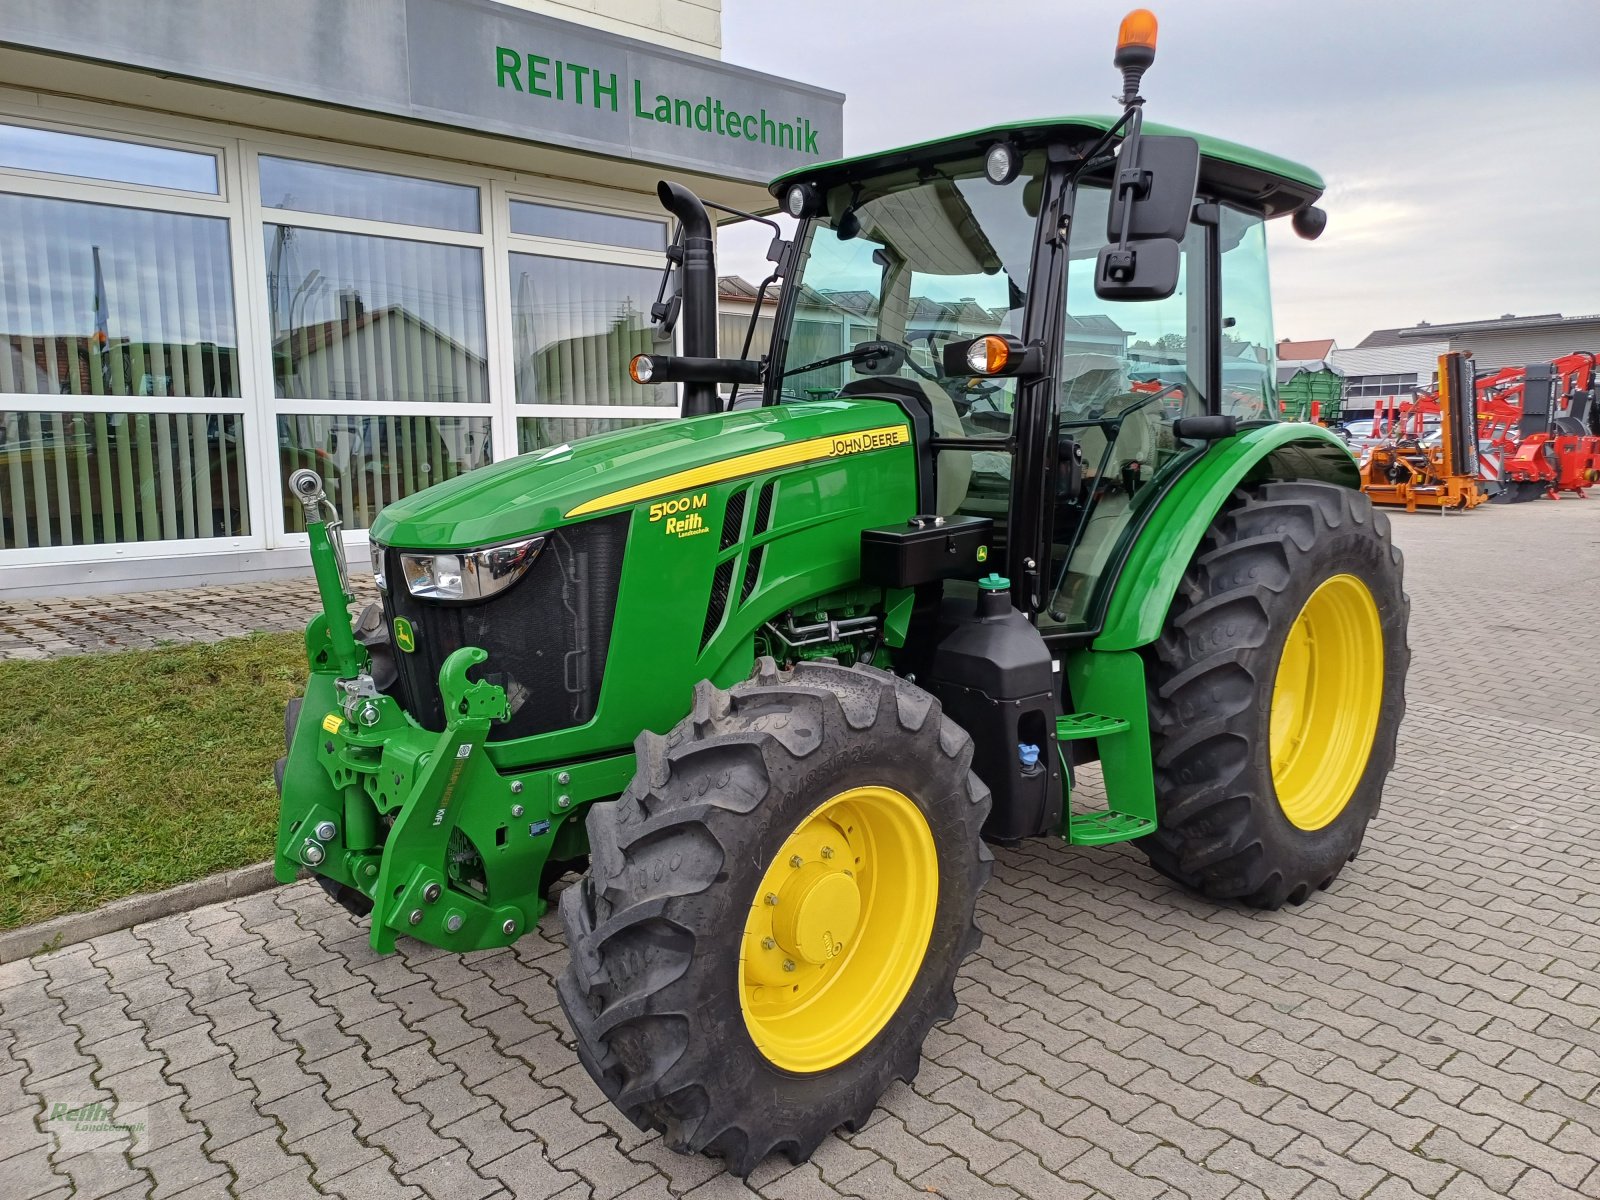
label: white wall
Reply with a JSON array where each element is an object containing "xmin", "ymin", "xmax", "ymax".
[
  {"xmin": 1449, "ymin": 323, "xmax": 1600, "ymax": 372},
  {"xmin": 497, "ymin": 0, "xmax": 722, "ymax": 59}
]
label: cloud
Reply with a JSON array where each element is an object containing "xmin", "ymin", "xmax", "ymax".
[{"xmin": 725, "ymin": 0, "xmax": 1600, "ymax": 346}]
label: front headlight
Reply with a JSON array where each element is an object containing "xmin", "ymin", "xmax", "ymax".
[
  {"xmin": 400, "ymin": 536, "xmax": 545, "ymax": 602},
  {"xmin": 369, "ymin": 540, "xmax": 387, "ymax": 591}
]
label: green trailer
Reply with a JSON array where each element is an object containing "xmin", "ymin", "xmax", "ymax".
[
  {"xmin": 1280, "ymin": 362, "xmax": 1345, "ymax": 422},
  {"xmin": 273, "ymin": 9, "xmax": 1408, "ymax": 1177}
]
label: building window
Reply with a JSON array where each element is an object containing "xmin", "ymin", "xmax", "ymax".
[
  {"xmin": 509, "ymin": 201, "xmax": 664, "ymax": 252},
  {"xmin": 0, "ymin": 193, "xmax": 238, "ymax": 399},
  {"xmin": 259, "ymin": 156, "xmax": 480, "ymax": 233},
  {"xmin": 1345, "ymin": 373, "xmax": 1418, "ymax": 399},
  {"xmin": 277, "ymin": 413, "xmax": 492, "ymax": 533},
  {"xmin": 0, "ymin": 121, "xmax": 218, "ymax": 193},
  {"xmin": 0, "ymin": 187, "xmax": 243, "ymax": 551},
  {"xmin": 1, "ymin": 410, "xmax": 248, "ymax": 549},
  {"xmin": 509, "ymin": 254, "xmax": 674, "ymax": 408},
  {"xmin": 266, "ymin": 225, "xmax": 489, "ymax": 405}
]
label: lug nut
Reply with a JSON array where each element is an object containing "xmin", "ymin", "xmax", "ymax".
[
  {"xmin": 782, "ymin": 959, "xmax": 796, "ymax": 972},
  {"xmin": 502, "ymin": 918, "xmax": 517, "ymax": 936},
  {"xmin": 445, "ymin": 914, "xmax": 464, "ymax": 933},
  {"xmin": 423, "ymin": 882, "xmax": 442, "ymax": 904},
  {"xmin": 821, "ymin": 846, "xmax": 834, "ymax": 860},
  {"xmin": 301, "ymin": 840, "xmax": 325, "ymax": 866},
  {"xmin": 789, "ymin": 855, "xmax": 803, "ymax": 868},
  {"xmin": 764, "ymin": 893, "xmax": 779, "ymax": 906},
  {"xmin": 762, "ymin": 937, "xmax": 776, "ymax": 950},
  {"xmin": 511, "ymin": 804, "xmax": 524, "ymax": 818},
  {"xmin": 510, "ymin": 780, "xmax": 524, "ymax": 794},
  {"xmin": 408, "ymin": 909, "xmax": 423, "ymax": 926},
  {"xmin": 314, "ymin": 821, "xmax": 337, "ymax": 842}
]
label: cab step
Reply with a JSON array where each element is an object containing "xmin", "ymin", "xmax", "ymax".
[
  {"xmin": 1056, "ymin": 712, "xmax": 1130, "ymax": 740},
  {"xmin": 1056, "ymin": 710, "xmax": 1153, "ymax": 846},
  {"xmin": 1066, "ymin": 809, "xmax": 1157, "ymax": 845}
]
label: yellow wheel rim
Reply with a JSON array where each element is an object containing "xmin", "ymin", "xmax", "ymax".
[
  {"xmin": 739, "ymin": 785, "xmax": 938, "ymax": 1073},
  {"xmin": 1269, "ymin": 573, "xmax": 1384, "ymax": 831}
]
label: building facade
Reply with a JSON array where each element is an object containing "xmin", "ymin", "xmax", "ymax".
[
  {"xmin": 1382, "ymin": 313, "xmax": 1600, "ymax": 373},
  {"xmin": 0, "ymin": 0, "xmax": 842, "ymax": 596}
]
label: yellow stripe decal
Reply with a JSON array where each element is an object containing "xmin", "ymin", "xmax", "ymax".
[{"xmin": 564, "ymin": 424, "xmax": 910, "ymax": 519}]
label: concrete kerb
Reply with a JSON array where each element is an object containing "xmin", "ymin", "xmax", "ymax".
[{"xmin": 0, "ymin": 861, "xmax": 279, "ymax": 962}]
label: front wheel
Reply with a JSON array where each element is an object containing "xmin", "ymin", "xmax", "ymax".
[
  {"xmin": 558, "ymin": 659, "xmax": 991, "ymax": 1176},
  {"xmin": 1139, "ymin": 481, "xmax": 1409, "ymax": 909}
]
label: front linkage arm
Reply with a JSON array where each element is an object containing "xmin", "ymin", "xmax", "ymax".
[{"xmin": 273, "ymin": 473, "xmax": 631, "ymax": 955}]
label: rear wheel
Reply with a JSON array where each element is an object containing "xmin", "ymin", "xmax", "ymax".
[
  {"xmin": 1138, "ymin": 481, "xmax": 1409, "ymax": 908},
  {"xmin": 558, "ymin": 659, "xmax": 991, "ymax": 1176}
]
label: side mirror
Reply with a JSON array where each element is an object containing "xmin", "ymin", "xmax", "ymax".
[
  {"xmin": 1095, "ymin": 134, "xmax": 1200, "ymax": 303},
  {"xmin": 1105, "ymin": 135, "xmax": 1200, "ymax": 243},
  {"xmin": 1094, "ymin": 236, "xmax": 1181, "ymax": 301}
]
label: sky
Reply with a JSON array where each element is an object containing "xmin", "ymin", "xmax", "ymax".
[{"xmin": 723, "ymin": 0, "xmax": 1600, "ymax": 348}]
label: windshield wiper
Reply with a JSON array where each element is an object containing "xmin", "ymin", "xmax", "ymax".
[{"xmin": 782, "ymin": 340, "xmax": 905, "ymax": 380}]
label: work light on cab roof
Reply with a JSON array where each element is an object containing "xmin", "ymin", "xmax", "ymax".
[{"xmin": 270, "ymin": 4, "xmax": 1403, "ymax": 1183}]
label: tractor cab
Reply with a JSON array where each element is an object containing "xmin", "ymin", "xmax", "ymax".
[{"xmin": 640, "ymin": 105, "xmax": 1331, "ymax": 641}]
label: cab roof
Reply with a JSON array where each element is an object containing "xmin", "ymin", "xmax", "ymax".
[{"xmin": 771, "ymin": 115, "xmax": 1324, "ymax": 220}]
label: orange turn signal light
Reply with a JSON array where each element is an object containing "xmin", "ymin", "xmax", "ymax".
[
  {"xmin": 628, "ymin": 354, "xmax": 654, "ymax": 385},
  {"xmin": 1117, "ymin": 8, "xmax": 1158, "ymax": 52},
  {"xmin": 966, "ymin": 335, "xmax": 1011, "ymax": 375}
]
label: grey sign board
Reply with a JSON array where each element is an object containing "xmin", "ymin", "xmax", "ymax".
[{"xmin": 0, "ymin": 0, "xmax": 844, "ymax": 184}]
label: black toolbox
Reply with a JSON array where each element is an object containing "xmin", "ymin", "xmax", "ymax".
[{"xmin": 860, "ymin": 515, "xmax": 994, "ymax": 588}]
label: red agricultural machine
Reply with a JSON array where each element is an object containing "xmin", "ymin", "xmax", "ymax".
[
  {"xmin": 1476, "ymin": 353, "xmax": 1600, "ymax": 500},
  {"xmin": 1365, "ymin": 351, "xmax": 1600, "ymax": 502}
]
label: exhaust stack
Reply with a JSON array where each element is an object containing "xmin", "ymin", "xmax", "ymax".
[{"xmin": 656, "ymin": 181, "xmax": 721, "ymax": 417}]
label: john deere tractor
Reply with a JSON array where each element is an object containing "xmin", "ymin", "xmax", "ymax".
[{"xmin": 275, "ymin": 9, "xmax": 1408, "ymax": 1176}]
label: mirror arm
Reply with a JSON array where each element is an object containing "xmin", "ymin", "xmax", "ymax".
[{"xmin": 1107, "ymin": 104, "xmax": 1146, "ymax": 270}]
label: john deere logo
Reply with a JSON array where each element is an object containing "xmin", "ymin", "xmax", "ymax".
[
  {"xmin": 976, "ymin": 546, "xmax": 989, "ymax": 563},
  {"xmin": 393, "ymin": 617, "xmax": 416, "ymax": 654}
]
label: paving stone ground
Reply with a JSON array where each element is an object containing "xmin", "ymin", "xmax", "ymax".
[
  {"xmin": 0, "ymin": 577, "xmax": 365, "ymax": 660},
  {"xmin": 2, "ymin": 499, "xmax": 1598, "ymax": 1199}
]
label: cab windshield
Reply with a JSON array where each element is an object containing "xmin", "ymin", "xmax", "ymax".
[{"xmin": 775, "ymin": 152, "xmax": 1042, "ymax": 444}]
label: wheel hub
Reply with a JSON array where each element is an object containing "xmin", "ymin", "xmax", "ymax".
[
  {"xmin": 739, "ymin": 784, "xmax": 938, "ymax": 1074},
  {"xmin": 1269, "ymin": 573, "xmax": 1384, "ymax": 831},
  {"xmin": 774, "ymin": 863, "xmax": 861, "ymax": 965}
]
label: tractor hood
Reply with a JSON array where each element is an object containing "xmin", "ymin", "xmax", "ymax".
[{"xmin": 369, "ymin": 399, "xmax": 913, "ymax": 550}]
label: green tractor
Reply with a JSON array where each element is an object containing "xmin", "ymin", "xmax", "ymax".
[{"xmin": 275, "ymin": 8, "xmax": 1408, "ymax": 1176}]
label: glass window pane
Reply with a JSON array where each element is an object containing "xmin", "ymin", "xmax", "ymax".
[
  {"xmin": 517, "ymin": 414, "xmax": 663, "ymax": 454},
  {"xmin": 510, "ymin": 202, "xmax": 665, "ymax": 251},
  {"xmin": 509, "ymin": 254, "xmax": 675, "ymax": 407},
  {"xmin": 0, "ymin": 410, "xmax": 248, "ymax": 548},
  {"xmin": 1044, "ymin": 184, "xmax": 1210, "ymax": 633},
  {"xmin": 260, "ymin": 157, "xmax": 479, "ymax": 233},
  {"xmin": 1218, "ymin": 206, "xmax": 1276, "ymax": 420},
  {"xmin": 0, "ymin": 123, "xmax": 218, "ymax": 193},
  {"xmin": 267, "ymin": 226, "xmax": 488, "ymax": 404},
  {"xmin": 277, "ymin": 413, "xmax": 491, "ymax": 532},
  {"xmin": 0, "ymin": 193, "xmax": 238, "ymax": 399}
]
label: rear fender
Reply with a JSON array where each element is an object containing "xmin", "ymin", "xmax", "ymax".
[{"xmin": 1093, "ymin": 425, "xmax": 1357, "ymax": 652}]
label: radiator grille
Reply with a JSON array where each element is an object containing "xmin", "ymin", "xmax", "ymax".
[
  {"xmin": 702, "ymin": 558, "xmax": 736, "ymax": 651},
  {"xmin": 382, "ymin": 513, "xmax": 628, "ymax": 741}
]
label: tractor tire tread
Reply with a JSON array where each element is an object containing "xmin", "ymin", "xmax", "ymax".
[
  {"xmin": 1137, "ymin": 482, "xmax": 1409, "ymax": 909},
  {"xmin": 559, "ymin": 658, "xmax": 990, "ymax": 1177}
]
